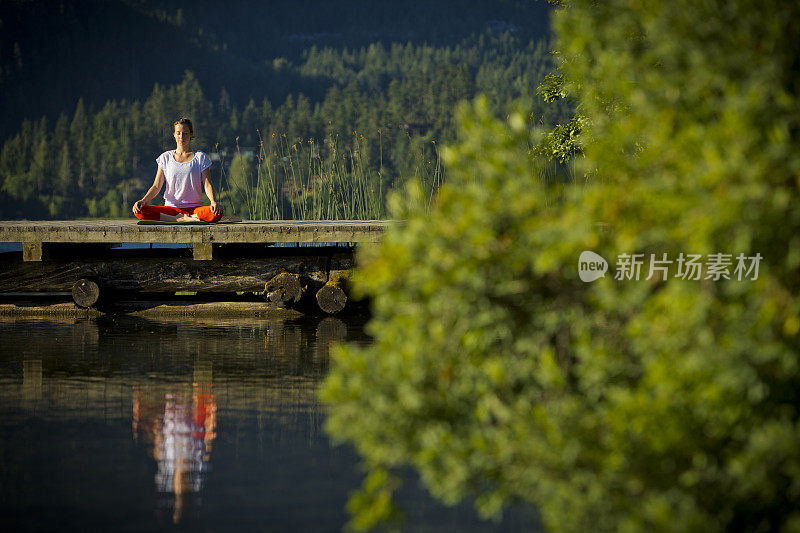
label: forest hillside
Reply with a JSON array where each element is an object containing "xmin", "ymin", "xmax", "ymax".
[
  {"xmin": 0, "ymin": 1, "xmax": 560, "ymax": 220},
  {"xmin": 0, "ymin": 0, "xmax": 551, "ymax": 139}
]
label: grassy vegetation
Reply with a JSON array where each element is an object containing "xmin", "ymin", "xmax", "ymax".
[{"xmin": 218, "ymin": 129, "xmax": 446, "ymax": 221}]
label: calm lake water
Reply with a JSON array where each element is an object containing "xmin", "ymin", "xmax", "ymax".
[{"xmin": 0, "ymin": 314, "xmax": 539, "ymax": 531}]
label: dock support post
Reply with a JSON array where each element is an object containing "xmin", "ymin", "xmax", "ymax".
[
  {"xmin": 193, "ymin": 243, "xmax": 214, "ymax": 261},
  {"xmin": 23, "ymin": 241, "xmax": 43, "ymax": 262}
]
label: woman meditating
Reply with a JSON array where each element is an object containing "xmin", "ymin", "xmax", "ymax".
[{"xmin": 132, "ymin": 117, "xmax": 223, "ymax": 222}]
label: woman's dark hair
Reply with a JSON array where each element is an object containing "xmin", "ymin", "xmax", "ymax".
[{"xmin": 173, "ymin": 117, "xmax": 194, "ymax": 137}]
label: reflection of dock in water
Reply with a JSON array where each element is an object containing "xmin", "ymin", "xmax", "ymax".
[
  {"xmin": 1, "ymin": 315, "xmax": 355, "ymax": 523},
  {"xmin": 0, "ymin": 315, "xmax": 356, "ymax": 422},
  {"xmin": 0, "ymin": 313, "xmax": 366, "ymax": 528}
]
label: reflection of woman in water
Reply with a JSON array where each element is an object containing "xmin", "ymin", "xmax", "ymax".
[
  {"xmin": 132, "ymin": 117, "xmax": 223, "ymax": 223},
  {"xmin": 133, "ymin": 383, "xmax": 217, "ymax": 524}
]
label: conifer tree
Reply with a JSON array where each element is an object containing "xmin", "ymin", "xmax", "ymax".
[{"xmin": 57, "ymin": 142, "xmax": 71, "ymax": 195}]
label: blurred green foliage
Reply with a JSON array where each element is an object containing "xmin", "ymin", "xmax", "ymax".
[{"xmin": 322, "ymin": 0, "xmax": 800, "ymax": 531}]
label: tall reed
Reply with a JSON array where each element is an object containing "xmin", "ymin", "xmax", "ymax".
[{"xmin": 219, "ymin": 130, "xmax": 444, "ymax": 221}]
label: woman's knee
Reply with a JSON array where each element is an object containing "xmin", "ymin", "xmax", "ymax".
[
  {"xmin": 135, "ymin": 205, "xmax": 162, "ymax": 220},
  {"xmin": 194, "ymin": 206, "xmax": 222, "ymax": 222}
]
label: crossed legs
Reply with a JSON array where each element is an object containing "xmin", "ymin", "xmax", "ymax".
[{"xmin": 134, "ymin": 205, "xmax": 223, "ymax": 223}]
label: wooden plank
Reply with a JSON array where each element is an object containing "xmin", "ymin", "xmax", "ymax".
[
  {"xmin": 23, "ymin": 241, "xmax": 43, "ymax": 262},
  {"xmin": 0, "ymin": 220, "xmax": 391, "ymax": 245},
  {"xmin": 193, "ymin": 243, "xmax": 214, "ymax": 261}
]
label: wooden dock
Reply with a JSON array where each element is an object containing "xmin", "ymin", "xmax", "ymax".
[
  {"xmin": 0, "ymin": 219, "xmax": 390, "ymax": 313},
  {"xmin": 0, "ymin": 219, "xmax": 388, "ymax": 261}
]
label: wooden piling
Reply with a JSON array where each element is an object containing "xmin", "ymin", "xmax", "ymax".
[
  {"xmin": 316, "ymin": 280, "xmax": 347, "ymax": 314},
  {"xmin": 264, "ymin": 272, "xmax": 304, "ymax": 307},
  {"xmin": 71, "ymin": 278, "xmax": 101, "ymax": 308}
]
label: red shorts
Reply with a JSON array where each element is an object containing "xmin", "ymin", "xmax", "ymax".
[{"xmin": 134, "ymin": 204, "xmax": 223, "ymax": 223}]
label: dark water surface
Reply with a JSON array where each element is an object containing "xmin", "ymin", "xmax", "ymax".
[{"xmin": 0, "ymin": 315, "xmax": 537, "ymax": 532}]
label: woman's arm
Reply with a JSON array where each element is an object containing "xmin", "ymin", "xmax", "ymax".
[
  {"xmin": 132, "ymin": 168, "xmax": 165, "ymax": 214},
  {"xmin": 202, "ymin": 168, "xmax": 221, "ymax": 215}
]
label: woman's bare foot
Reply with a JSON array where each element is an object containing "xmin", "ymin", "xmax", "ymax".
[{"xmin": 158, "ymin": 213, "xmax": 200, "ymax": 222}]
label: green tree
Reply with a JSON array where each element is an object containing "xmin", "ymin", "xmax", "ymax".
[
  {"xmin": 288, "ymin": 93, "xmax": 313, "ymax": 142},
  {"xmin": 53, "ymin": 113, "xmax": 69, "ymax": 148},
  {"xmin": 322, "ymin": 1, "xmax": 800, "ymax": 532},
  {"xmin": 70, "ymin": 98, "xmax": 89, "ymax": 190},
  {"xmin": 57, "ymin": 141, "xmax": 72, "ymax": 194},
  {"xmin": 30, "ymin": 136, "xmax": 50, "ymax": 194},
  {"xmin": 227, "ymin": 152, "xmax": 254, "ymax": 216}
]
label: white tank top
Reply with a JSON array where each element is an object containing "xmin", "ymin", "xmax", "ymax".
[{"xmin": 156, "ymin": 150, "xmax": 212, "ymax": 208}]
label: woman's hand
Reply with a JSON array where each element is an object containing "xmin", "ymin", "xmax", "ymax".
[
  {"xmin": 132, "ymin": 200, "xmax": 145, "ymax": 214},
  {"xmin": 210, "ymin": 201, "xmax": 221, "ymax": 215}
]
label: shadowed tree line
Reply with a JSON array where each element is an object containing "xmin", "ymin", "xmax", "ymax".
[{"xmin": 0, "ymin": 0, "xmax": 551, "ymax": 141}]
